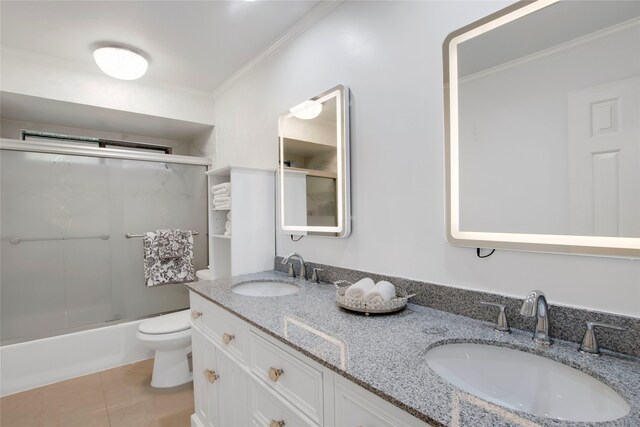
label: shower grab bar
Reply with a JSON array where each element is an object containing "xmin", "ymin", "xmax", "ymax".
[
  {"xmin": 9, "ymin": 234, "xmax": 110, "ymax": 244},
  {"xmin": 125, "ymin": 231, "xmax": 200, "ymax": 238}
]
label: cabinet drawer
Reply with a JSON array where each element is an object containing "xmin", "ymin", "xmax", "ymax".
[
  {"xmin": 190, "ymin": 292, "xmax": 247, "ymax": 362},
  {"xmin": 248, "ymin": 332, "xmax": 323, "ymax": 425},
  {"xmin": 334, "ymin": 375, "xmax": 428, "ymax": 427},
  {"xmin": 248, "ymin": 376, "xmax": 317, "ymax": 427}
]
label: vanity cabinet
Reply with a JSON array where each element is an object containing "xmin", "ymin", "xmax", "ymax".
[
  {"xmin": 189, "ymin": 292, "xmax": 429, "ymax": 427},
  {"xmin": 191, "ymin": 326, "xmax": 248, "ymax": 427}
]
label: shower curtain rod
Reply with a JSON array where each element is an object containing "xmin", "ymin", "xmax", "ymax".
[{"xmin": 0, "ymin": 139, "xmax": 212, "ymax": 167}]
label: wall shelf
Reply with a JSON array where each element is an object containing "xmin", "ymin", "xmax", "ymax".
[
  {"xmin": 284, "ymin": 166, "xmax": 337, "ymax": 179},
  {"xmin": 207, "ymin": 166, "xmax": 275, "ymax": 279}
]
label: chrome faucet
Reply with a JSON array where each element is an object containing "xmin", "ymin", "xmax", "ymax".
[
  {"xmin": 520, "ymin": 290, "xmax": 552, "ymax": 346},
  {"xmin": 281, "ymin": 253, "xmax": 306, "ymax": 280},
  {"xmin": 579, "ymin": 321, "xmax": 627, "ymax": 355}
]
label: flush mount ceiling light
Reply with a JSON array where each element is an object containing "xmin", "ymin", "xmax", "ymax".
[
  {"xmin": 290, "ymin": 100, "xmax": 322, "ymax": 120},
  {"xmin": 93, "ymin": 46, "xmax": 148, "ymax": 80}
]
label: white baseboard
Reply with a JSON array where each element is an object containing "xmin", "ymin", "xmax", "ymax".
[
  {"xmin": 0, "ymin": 319, "xmax": 154, "ymax": 396},
  {"xmin": 191, "ymin": 414, "xmax": 205, "ymax": 427}
]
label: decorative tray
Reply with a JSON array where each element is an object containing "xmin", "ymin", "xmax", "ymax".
[{"xmin": 334, "ymin": 280, "xmax": 415, "ymax": 315}]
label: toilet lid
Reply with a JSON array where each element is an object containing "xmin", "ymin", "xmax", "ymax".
[{"xmin": 138, "ymin": 310, "xmax": 191, "ymax": 335}]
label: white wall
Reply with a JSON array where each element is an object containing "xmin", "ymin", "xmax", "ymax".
[
  {"xmin": 459, "ymin": 24, "xmax": 640, "ymax": 235},
  {"xmin": 0, "ymin": 118, "xmax": 193, "ymax": 155},
  {"xmin": 1, "ymin": 47, "xmax": 215, "ymax": 126},
  {"xmin": 214, "ymin": 1, "xmax": 640, "ymax": 317},
  {"xmin": 283, "ymin": 115, "xmax": 337, "ymax": 147}
]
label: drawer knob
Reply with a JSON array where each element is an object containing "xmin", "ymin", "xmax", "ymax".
[
  {"xmin": 203, "ymin": 369, "xmax": 218, "ymax": 383},
  {"xmin": 191, "ymin": 310, "xmax": 203, "ymax": 320},
  {"xmin": 268, "ymin": 367, "xmax": 284, "ymax": 382},
  {"xmin": 222, "ymin": 333, "xmax": 235, "ymax": 345},
  {"xmin": 269, "ymin": 420, "xmax": 285, "ymax": 427}
]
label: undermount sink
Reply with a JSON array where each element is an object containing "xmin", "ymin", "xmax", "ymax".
[
  {"xmin": 425, "ymin": 343, "xmax": 629, "ymax": 422},
  {"xmin": 231, "ymin": 280, "xmax": 299, "ymax": 297}
]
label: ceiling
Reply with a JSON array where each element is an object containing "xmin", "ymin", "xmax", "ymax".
[
  {"xmin": 458, "ymin": 0, "xmax": 640, "ymax": 77},
  {"xmin": 0, "ymin": 0, "xmax": 320, "ymax": 93}
]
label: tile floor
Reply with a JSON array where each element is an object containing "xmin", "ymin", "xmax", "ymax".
[{"xmin": 0, "ymin": 359, "xmax": 194, "ymax": 427}]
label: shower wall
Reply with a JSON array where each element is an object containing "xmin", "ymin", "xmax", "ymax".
[{"xmin": 0, "ymin": 149, "xmax": 208, "ymax": 344}]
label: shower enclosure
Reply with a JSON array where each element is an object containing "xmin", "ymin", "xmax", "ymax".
[{"xmin": 0, "ymin": 141, "xmax": 209, "ymax": 345}]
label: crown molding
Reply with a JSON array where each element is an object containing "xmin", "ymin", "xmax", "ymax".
[
  {"xmin": 212, "ymin": 0, "xmax": 344, "ymax": 98},
  {"xmin": 460, "ymin": 17, "xmax": 640, "ymax": 85}
]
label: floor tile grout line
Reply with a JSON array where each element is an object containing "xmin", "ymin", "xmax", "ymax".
[{"xmin": 98, "ymin": 370, "xmax": 113, "ymax": 427}]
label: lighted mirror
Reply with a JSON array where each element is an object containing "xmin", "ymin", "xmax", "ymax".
[
  {"xmin": 445, "ymin": 0, "xmax": 640, "ymax": 257},
  {"xmin": 278, "ymin": 85, "xmax": 350, "ymax": 238}
]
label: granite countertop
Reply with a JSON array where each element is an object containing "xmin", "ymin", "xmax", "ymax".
[{"xmin": 186, "ymin": 271, "xmax": 640, "ymax": 427}]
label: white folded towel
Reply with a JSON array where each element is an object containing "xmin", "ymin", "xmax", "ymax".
[
  {"xmin": 213, "ymin": 189, "xmax": 230, "ymax": 197},
  {"xmin": 365, "ymin": 281, "xmax": 397, "ymax": 303},
  {"xmin": 224, "ymin": 221, "xmax": 231, "ymax": 232},
  {"xmin": 213, "ymin": 195, "xmax": 231, "ymax": 202},
  {"xmin": 212, "ymin": 185, "xmax": 229, "ymax": 193},
  {"xmin": 212, "ymin": 182, "xmax": 231, "ymax": 192},
  {"xmin": 213, "ymin": 205, "xmax": 230, "ymax": 210},
  {"xmin": 345, "ymin": 277, "xmax": 375, "ymax": 300}
]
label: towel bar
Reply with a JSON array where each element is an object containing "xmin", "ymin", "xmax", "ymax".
[
  {"xmin": 9, "ymin": 235, "xmax": 110, "ymax": 244},
  {"xmin": 125, "ymin": 231, "xmax": 200, "ymax": 238}
]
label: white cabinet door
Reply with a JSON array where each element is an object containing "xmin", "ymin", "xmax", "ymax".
[
  {"xmin": 192, "ymin": 326, "xmax": 220, "ymax": 427},
  {"xmin": 217, "ymin": 348, "xmax": 249, "ymax": 427}
]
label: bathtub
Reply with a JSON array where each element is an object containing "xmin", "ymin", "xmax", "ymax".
[{"xmin": 0, "ymin": 319, "xmax": 153, "ymax": 396}]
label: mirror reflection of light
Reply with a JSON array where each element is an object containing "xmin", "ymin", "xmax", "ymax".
[{"xmin": 290, "ymin": 100, "xmax": 323, "ymax": 120}]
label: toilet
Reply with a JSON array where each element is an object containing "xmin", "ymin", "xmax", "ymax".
[
  {"xmin": 136, "ymin": 269, "xmax": 209, "ymax": 388},
  {"xmin": 137, "ymin": 309, "xmax": 193, "ymax": 388}
]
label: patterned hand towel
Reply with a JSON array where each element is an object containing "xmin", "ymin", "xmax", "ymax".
[
  {"xmin": 157, "ymin": 229, "xmax": 186, "ymax": 259},
  {"xmin": 143, "ymin": 230, "xmax": 195, "ymax": 287}
]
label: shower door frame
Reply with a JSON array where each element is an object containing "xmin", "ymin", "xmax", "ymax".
[
  {"xmin": 0, "ymin": 139, "xmax": 212, "ymax": 166},
  {"xmin": 0, "ymin": 138, "xmax": 212, "ymax": 345}
]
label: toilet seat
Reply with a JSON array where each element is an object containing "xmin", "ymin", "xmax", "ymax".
[{"xmin": 138, "ymin": 309, "xmax": 191, "ymax": 335}]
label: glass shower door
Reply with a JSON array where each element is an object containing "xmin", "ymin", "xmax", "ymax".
[{"xmin": 0, "ymin": 150, "xmax": 207, "ymax": 344}]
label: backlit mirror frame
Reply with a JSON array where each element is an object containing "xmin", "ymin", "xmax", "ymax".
[
  {"xmin": 278, "ymin": 85, "xmax": 351, "ymax": 238},
  {"xmin": 444, "ymin": 0, "xmax": 640, "ymax": 258}
]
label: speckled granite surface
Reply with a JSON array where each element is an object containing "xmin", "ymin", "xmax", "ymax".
[
  {"xmin": 275, "ymin": 257, "xmax": 640, "ymax": 358},
  {"xmin": 187, "ymin": 270, "xmax": 640, "ymax": 427}
]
